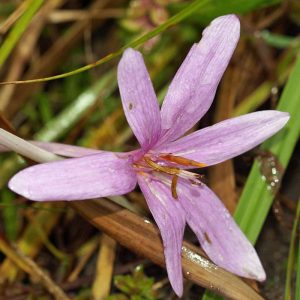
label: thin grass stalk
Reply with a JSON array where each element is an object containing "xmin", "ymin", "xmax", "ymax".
[{"xmin": 284, "ymin": 198, "xmax": 300, "ymax": 300}]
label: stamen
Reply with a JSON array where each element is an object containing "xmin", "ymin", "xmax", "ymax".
[
  {"xmin": 144, "ymin": 156, "xmax": 180, "ymax": 176},
  {"xmin": 142, "ymin": 156, "xmax": 204, "ymax": 200},
  {"xmin": 176, "ymin": 169, "xmax": 203, "ymax": 183},
  {"xmin": 144, "ymin": 156, "xmax": 202, "ymax": 184},
  {"xmin": 171, "ymin": 175, "xmax": 178, "ymax": 199},
  {"xmin": 159, "ymin": 154, "xmax": 206, "ymax": 168}
]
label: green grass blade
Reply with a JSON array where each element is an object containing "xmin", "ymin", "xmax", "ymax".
[
  {"xmin": 259, "ymin": 30, "xmax": 298, "ymax": 49},
  {"xmin": 285, "ymin": 197, "xmax": 300, "ymax": 300},
  {"xmin": 0, "ymin": 0, "xmax": 44, "ymax": 67},
  {"xmin": 1, "ymin": 188, "xmax": 20, "ymax": 241},
  {"xmin": 171, "ymin": 0, "xmax": 281, "ymax": 24},
  {"xmin": 203, "ymin": 54, "xmax": 300, "ymax": 300},
  {"xmin": 34, "ymin": 70, "xmax": 116, "ymax": 142},
  {"xmin": 296, "ymin": 232, "xmax": 300, "ymax": 300}
]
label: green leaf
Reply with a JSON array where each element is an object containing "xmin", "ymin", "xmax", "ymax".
[
  {"xmin": 106, "ymin": 294, "xmax": 128, "ymax": 300},
  {"xmin": 110, "ymin": 266, "xmax": 156, "ymax": 300}
]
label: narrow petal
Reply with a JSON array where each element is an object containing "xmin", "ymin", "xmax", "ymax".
[
  {"xmin": 0, "ymin": 144, "xmax": 9, "ymax": 152},
  {"xmin": 159, "ymin": 15, "xmax": 240, "ymax": 144},
  {"xmin": 0, "ymin": 138, "xmax": 101, "ymax": 157},
  {"xmin": 0, "ymin": 140, "xmax": 141, "ymax": 159},
  {"xmin": 137, "ymin": 174, "xmax": 185, "ymax": 297},
  {"xmin": 9, "ymin": 152, "xmax": 137, "ymax": 201},
  {"xmin": 156, "ymin": 111, "xmax": 290, "ymax": 166},
  {"xmin": 31, "ymin": 141, "xmax": 102, "ymax": 157},
  {"xmin": 117, "ymin": 48, "xmax": 161, "ymax": 149},
  {"xmin": 177, "ymin": 180, "xmax": 266, "ymax": 281}
]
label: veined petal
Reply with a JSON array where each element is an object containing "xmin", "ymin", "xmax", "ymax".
[
  {"xmin": 9, "ymin": 152, "xmax": 137, "ymax": 201},
  {"xmin": 118, "ymin": 48, "xmax": 161, "ymax": 149},
  {"xmin": 0, "ymin": 140, "xmax": 101, "ymax": 157},
  {"xmin": 177, "ymin": 180, "xmax": 266, "ymax": 281},
  {"xmin": 0, "ymin": 140, "xmax": 144, "ymax": 160},
  {"xmin": 156, "ymin": 111, "xmax": 290, "ymax": 166},
  {"xmin": 137, "ymin": 174, "xmax": 185, "ymax": 297},
  {"xmin": 159, "ymin": 15, "xmax": 240, "ymax": 144},
  {"xmin": 31, "ymin": 141, "xmax": 102, "ymax": 157}
]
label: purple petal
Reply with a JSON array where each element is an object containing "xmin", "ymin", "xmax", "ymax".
[
  {"xmin": 0, "ymin": 144, "xmax": 9, "ymax": 152},
  {"xmin": 0, "ymin": 141, "xmax": 101, "ymax": 157},
  {"xmin": 159, "ymin": 15, "xmax": 240, "ymax": 144},
  {"xmin": 31, "ymin": 141, "xmax": 102, "ymax": 157},
  {"xmin": 137, "ymin": 174, "xmax": 185, "ymax": 297},
  {"xmin": 177, "ymin": 180, "xmax": 266, "ymax": 281},
  {"xmin": 156, "ymin": 111, "xmax": 290, "ymax": 166},
  {"xmin": 117, "ymin": 48, "xmax": 161, "ymax": 149},
  {"xmin": 9, "ymin": 152, "xmax": 137, "ymax": 201}
]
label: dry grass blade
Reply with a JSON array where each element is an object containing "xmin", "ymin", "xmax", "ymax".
[
  {"xmin": 72, "ymin": 200, "xmax": 264, "ymax": 300},
  {"xmin": 0, "ymin": 113, "xmax": 15, "ymax": 132},
  {"xmin": 0, "ymin": 203, "xmax": 65, "ymax": 282},
  {"xmin": 48, "ymin": 8, "xmax": 125, "ymax": 23},
  {"xmin": 92, "ymin": 234, "xmax": 117, "ymax": 300},
  {"xmin": 208, "ymin": 63, "xmax": 237, "ymax": 213},
  {"xmin": 0, "ymin": 0, "xmax": 29, "ymax": 34},
  {"xmin": 0, "ymin": 0, "xmax": 65, "ymax": 111},
  {"xmin": 67, "ymin": 237, "xmax": 99, "ymax": 282},
  {"xmin": 5, "ymin": 0, "xmax": 118, "ymax": 118},
  {"xmin": 0, "ymin": 238, "xmax": 70, "ymax": 300}
]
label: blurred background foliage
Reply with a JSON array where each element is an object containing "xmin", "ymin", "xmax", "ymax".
[{"xmin": 0, "ymin": 0, "xmax": 299, "ymax": 299}]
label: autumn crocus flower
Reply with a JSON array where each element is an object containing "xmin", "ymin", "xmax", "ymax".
[{"xmin": 8, "ymin": 15, "xmax": 289, "ymax": 297}]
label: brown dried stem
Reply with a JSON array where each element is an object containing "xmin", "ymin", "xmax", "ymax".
[{"xmin": 72, "ymin": 199, "xmax": 264, "ymax": 300}]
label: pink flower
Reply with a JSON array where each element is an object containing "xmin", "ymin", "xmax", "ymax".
[{"xmin": 8, "ymin": 15, "xmax": 289, "ymax": 297}]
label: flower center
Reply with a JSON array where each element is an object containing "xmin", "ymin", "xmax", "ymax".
[{"xmin": 134, "ymin": 153, "xmax": 206, "ymax": 199}]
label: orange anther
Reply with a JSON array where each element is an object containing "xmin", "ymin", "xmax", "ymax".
[
  {"xmin": 159, "ymin": 154, "xmax": 206, "ymax": 168},
  {"xmin": 144, "ymin": 156, "xmax": 180, "ymax": 176},
  {"xmin": 171, "ymin": 175, "xmax": 178, "ymax": 199}
]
